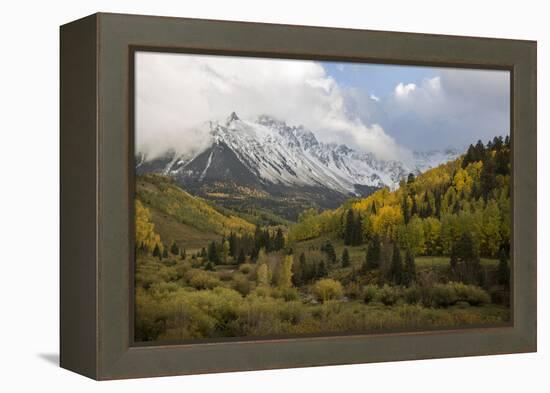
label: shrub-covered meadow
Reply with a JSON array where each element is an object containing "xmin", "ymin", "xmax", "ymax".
[{"xmin": 134, "ymin": 137, "xmax": 511, "ymax": 342}]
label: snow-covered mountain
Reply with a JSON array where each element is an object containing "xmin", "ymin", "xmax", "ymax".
[{"xmin": 136, "ymin": 112, "xmax": 460, "ymax": 197}]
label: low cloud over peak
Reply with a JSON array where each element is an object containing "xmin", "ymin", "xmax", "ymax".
[
  {"xmin": 135, "ymin": 52, "xmax": 509, "ymax": 160},
  {"xmin": 135, "ymin": 52, "xmax": 405, "ymax": 162}
]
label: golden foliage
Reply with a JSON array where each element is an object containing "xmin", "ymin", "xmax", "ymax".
[
  {"xmin": 372, "ymin": 205, "xmax": 404, "ymax": 240},
  {"xmin": 136, "ymin": 175, "xmax": 255, "ymax": 236},
  {"xmin": 278, "ymin": 255, "xmax": 294, "ymax": 288},
  {"xmin": 135, "ymin": 199, "xmax": 162, "ymax": 252}
]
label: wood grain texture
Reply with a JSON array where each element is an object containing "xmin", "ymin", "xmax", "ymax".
[{"xmin": 60, "ymin": 13, "xmax": 98, "ymax": 379}]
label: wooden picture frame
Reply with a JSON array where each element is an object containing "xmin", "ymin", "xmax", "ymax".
[{"xmin": 60, "ymin": 12, "xmax": 537, "ymax": 380}]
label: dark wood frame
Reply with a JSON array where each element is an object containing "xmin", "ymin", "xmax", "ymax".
[{"xmin": 60, "ymin": 12, "xmax": 537, "ymax": 380}]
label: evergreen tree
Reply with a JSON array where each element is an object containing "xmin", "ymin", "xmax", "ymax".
[
  {"xmin": 402, "ymin": 194, "xmax": 410, "ymax": 224},
  {"xmin": 370, "ymin": 202, "xmax": 377, "ymax": 215},
  {"xmin": 228, "ymin": 232, "xmax": 238, "ymax": 257},
  {"xmin": 342, "ymin": 248, "xmax": 350, "ymax": 267},
  {"xmin": 207, "ymin": 241, "xmax": 219, "ymax": 264},
  {"xmin": 411, "ymin": 197, "xmax": 418, "ymax": 217},
  {"xmin": 495, "ymin": 148, "xmax": 510, "ymax": 176},
  {"xmin": 451, "ymin": 233, "xmax": 482, "ymax": 285},
  {"xmin": 250, "ymin": 247, "xmax": 259, "ymax": 262},
  {"xmin": 344, "ymin": 209, "xmax": 355, "ymax": 246},
  {"xmin": 152, "ymin": 244, "xmax": 161, "ymax": 260},
  {"xmin": 237, "ymin": 248, "xmax": 246, "ymax": 264},
  {"xmin": 317, "ymin": 260, "xmax": 327, "ymax": 278},
  {"xmin": 407, "ymin": 173, "xmax": 416, "ymax": 184},
  {"xmin": 204, "ymin": 261, "xmax": 214, "ymax": 271},
  {"xmin": 450, "ymin": 247, "xmax": 458, "ymax": 271},
  {"xmin": 254, "ymin": 226, "xmax": 263, "ymax": 250},
  {"xmin": 296, "ymin": 252, "xmax": 307, "ymax": 285},
  {"xmin": 170, "ymin": 241, "xmax": 179, "ymax": 255},
  {"xmin": 425, "ymin": 198, "xmax": 433, "ymax": 218},
  {"xmin": 365, "ymin": 235, "xmax": 381, "ymax": 270},
  {"xmin": 274, "ymin": 228, "xmax": 285, "ymax": 251},
  {"xmin": 291, "ymin": 253, "xmax": 303, "ymax": 286},
  {"xmin": 492, "ymin": 136, "xmax": 503, "ymax": 151},
  {"xmin": 263, "ymin": 229, "xmax": 272, "ymax": 252},
  {"xmin": 421, "ymin": 192, "xmax": 430, "ymax": 218},
  {"xmin": 434, "ymin": 190, "xmax": 442, "ymax": 218},
  {"xmin": 352, "ymin": 213, "xmax": 363, "ymax": 245},
  {"xmin": 388, "ymin": 243, "xmax": 403, "ymax": 285},
  {"xmin": 321, "ymin": 241, "xmax": 337, "ymax": 265},
  {"xmin": 162, "ymin": 247, "xmax": 168, "ymax": 259},
  {"xmin": 474, "ymin": 139, "xmax": 486, "ymax": 162},
  {"xmin": 462, "ymin": 144, "xmax": 476, "ymax": 168},
  {"xmin": 402, "ymin": 248, "xmax": 416, "ymax": 286},
  {"xmin": 497, "ymin": 247, "xmax": 510, "ymax": 287},
  {"xmin": 452, "ymin": 200, "xmax": 461, "ymax": 214},
  {"xmin": 180, "ymin": 248, "xmax": 186, "ymax": 260},
  {"xmin": 480, "ymin": 154, "xmax": 496, "ymax": 201},
  {"xmin": 471, "ymin": 181, "xmax": 480, "ymax": 200}
]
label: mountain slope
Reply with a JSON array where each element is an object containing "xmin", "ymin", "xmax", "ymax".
[
  {"xmin": 288, "ymin": 135, "xmax": 511, "ymax": 260},
  {"xmin": 139, "ymin": 113, "xmax": 459, "ymax": 191},
  {"xmin": 136, "ymin": 174, "xmax": 256, "ymax": 236},
  {"xmin": 136, "ymin": 113, "xmax": 460, "ymax": 219}
]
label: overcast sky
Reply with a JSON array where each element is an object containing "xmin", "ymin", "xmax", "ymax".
[{"xmin": 135, "ymin": 51, "xmax": 510, "ymax": 161}]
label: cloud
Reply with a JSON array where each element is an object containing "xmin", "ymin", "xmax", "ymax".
[
  {"xmin": 135, "ymin": 52, "xmax": 404, "ymax": 161},
  {"xmin": 347, "ymin": 70, "xmax": 509, "ymax": 151},
  {"xmin": 394, "ymin": 82, "xmax": 417, "ymax": 97},
  {"xmin": 390, "ymin": 71, "xmax": 509, "ymax": 150},
  {"xmin": 136, "ymin": 53, "xmax": 510, "ymax": 158}
]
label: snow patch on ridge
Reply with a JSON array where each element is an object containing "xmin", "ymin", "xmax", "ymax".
[{"xmin": 139, "ymin": 113, "xmax": 462, "ymax": 195}]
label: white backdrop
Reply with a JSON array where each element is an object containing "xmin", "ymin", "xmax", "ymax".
[{"xmin": 0, "ymin": 0, "xmax": 547, "ymax": 391}]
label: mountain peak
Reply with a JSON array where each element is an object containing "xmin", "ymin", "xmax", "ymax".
[
  {"xmin": 138, "ymin": 114, "xmax": 463, "ymax": 195},
  {"xmin": 226, "ymin": 111, "xmax": 240, "ymax": 126},
  {"xmin": 256, "ymin": 114, "xmax": 286, "ymax": 128}
]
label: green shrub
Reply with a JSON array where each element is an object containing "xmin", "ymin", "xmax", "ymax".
[
  {"xmin": 344, "ymin": 282, "xmax": 363, "ymax": 300},
  {"xmin": 376, "ymin": 284, "xmax": 400, "ymax": 306},
  {"xmin": 251, "ymin": 285, "xmax": 271, "ymax": 298},
  {"xmin": 272, "ymin": 287, "xmax": 300, "ymax": 302},
  {"xmin": 430, "ymin": 284, "xmax": 458, "ymax": 307},
  {"xmin": 277, "ymin": 301, "xmax": 305, "ymax": 324},
  {"xmin": 185, "ymin": 269, "xmax": 221, "ymax": 290},
  {"xmin": 232, "ymin": 273, "xmax": 251, "ymax": 296},
  {"xmin": 174, "ymin": 261, "xmax": 192, "ymax": 279},
  {"xmin": 362, "ymin": 284, "xmax": 379, "ymax": 304},
  {"xmin": 149, "ymin": 282, "xmax": 180, "ymax": 296},
  {"xmin": 312, "ymin": 279, "xmax": 343, "ymax": 302},
  {"xmin": 403, "ymin": 285, "xmax": 423, "ymax": 305},
  {"xmin": 450, "ymin": 282, "xmax": 491, "ymax": 306},
  {"xmin": 239, "ymin": 263, "xmax": 254, "ymax": 275}
]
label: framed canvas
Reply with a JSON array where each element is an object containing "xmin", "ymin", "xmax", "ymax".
[{"xmin": 60, "ymin": 12, "xmax": 537, "ymax": 380}]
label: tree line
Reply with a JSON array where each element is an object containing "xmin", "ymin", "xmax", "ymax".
[{"xmin": 200, "ymin": 226, "xmax": 286, "ymax": 266}]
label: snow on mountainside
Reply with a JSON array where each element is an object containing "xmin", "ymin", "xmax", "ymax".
[{"xmin": 136, "ymin": 113, "xmax": 461, "ymax": 196}]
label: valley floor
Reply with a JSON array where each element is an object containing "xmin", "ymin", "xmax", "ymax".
[{"xmin": 134, "ymin": 251, "xmax": 510, "ymax": 342}]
